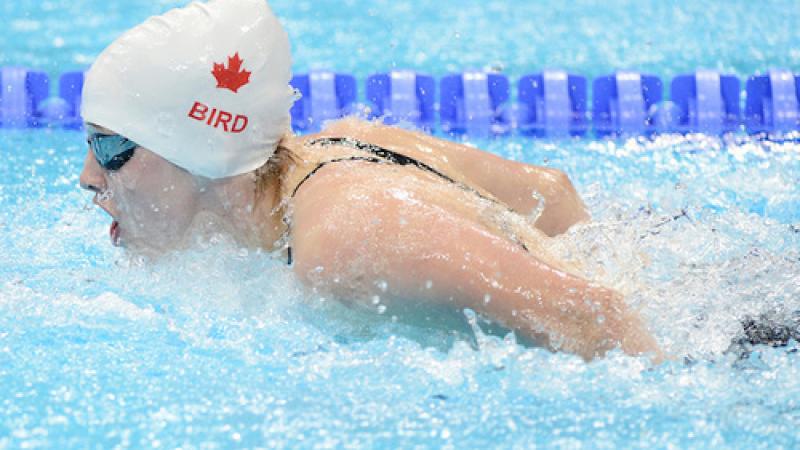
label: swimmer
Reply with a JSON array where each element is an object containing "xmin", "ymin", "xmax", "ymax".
[{"xmin": 78, "ymin": 0, "xmax": 665, "ymax": 362}]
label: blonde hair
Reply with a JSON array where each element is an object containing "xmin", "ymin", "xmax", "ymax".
[{"xmin": 253, "ymin": 144, "xmax": 297, "ymax": 207}]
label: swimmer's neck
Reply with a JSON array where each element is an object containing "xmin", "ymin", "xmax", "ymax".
[
  {"xmin": 190, "ymin": 159, "xmax": 288, "ymax": 252},
  {"xmin": 205, "ymin": 131, "xmax": 352, "ymax": 252}
]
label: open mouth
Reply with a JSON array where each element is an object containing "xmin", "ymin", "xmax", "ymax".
[{"xmin": 110, "ymin": 220, "xmax": 121, "ymax": 246}]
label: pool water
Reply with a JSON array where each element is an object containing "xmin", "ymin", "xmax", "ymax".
[{"xmin": 2, "ymin": 0, "xmax": 800, "ymax": 448}]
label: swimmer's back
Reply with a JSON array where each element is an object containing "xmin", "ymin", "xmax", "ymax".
[
  {"xmin": 302, "ymin": 118, "xmax": 590, "ymax": 237},
  {"xmin": 281, "ymin": 132, "xmax": 579, "ymax": 276},
  {"xmin": 295, "ymin": 118, "xmax": 500, "ymax": 203}
]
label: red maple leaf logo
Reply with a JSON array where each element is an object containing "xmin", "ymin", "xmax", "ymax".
[{"xmin": 212, "ymin": 52, "xmax": 251, "ymax": 93}]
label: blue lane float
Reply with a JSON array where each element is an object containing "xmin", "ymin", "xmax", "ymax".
[
  {"xmin": 3, "ymin": 66, "xmax": 799, "ymax": 138},
  {"xmin": 516, "ymin": 70, "xmax": 588, "ymax": 137},
  {"xmin": 670, "ymin": 70, "xmax": 740, "ymax": 134},
  {"xmin": 439, "ymin": 71, "xmax": 511, "ymax": 137},
  {"xmin": 56, "ymin": 71, "xmax": 85, "ymax": 129},
  {"xmin": 0, "ymin": 67, "xmax": 50, "ymax": 128},
  {"xmin": 592, "ymin": 72, "xmax": 663, "ymax": 137},
  {"xmin": 745, "ymin": 70, "xmax": 800, "ymax": 134},
  {"xmin": 366, "ymin": 70, "xmax": 436, "ymax": 130},
  {"xmin": 289, "ymin": 71, "xmax": 357, "ymax": 132},
  {"xmin": 35, "ymin": 71, "xmax": 85, "ymax": 129}
]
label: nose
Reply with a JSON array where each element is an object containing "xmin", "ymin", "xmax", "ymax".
[{"xmin": 79, "ymin": 149, "xmax": 106, "ymax": 193}]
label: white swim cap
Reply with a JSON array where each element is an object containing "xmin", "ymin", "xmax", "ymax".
[{"xmin": 82, "ymin": 0, "xmax": 294, "ymax": 179}]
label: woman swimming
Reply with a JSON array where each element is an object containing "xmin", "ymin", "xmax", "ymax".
[{"xmin": 78, "ymin": 0, "xmax": 665, "ymax": 362}]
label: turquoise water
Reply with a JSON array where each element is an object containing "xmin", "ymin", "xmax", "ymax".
[
  {"xmin": 2, "ymin": 1, "xmax": 800, "ymax": 448},
  {"xmin": 4, "ymin": 0, "xmax": 800, "ymax": 81}
]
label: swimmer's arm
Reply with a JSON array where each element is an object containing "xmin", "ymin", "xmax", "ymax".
[
  {"xmin": 424, "ymin": 136, "xmax": 591, "ymax": 236},
  {"xmin": 322, "ymin": 118, "xmax": 590, "ymax": 236},
  {"xmin": 290, "ymin": 175, "xmax": 662, "ymax": 362}
]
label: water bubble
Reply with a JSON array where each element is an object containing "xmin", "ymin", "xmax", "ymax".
[
  {"xmin": 463, "ymin": 308, "xmax": 477, "ymax": 323},
  {"xmin": 292, "ymin": 88, "xmax": 303, "ymax": 101},
  {"xmin": 97, "ymin": 189, "xmax": 114, "ymax": 203},
  {"xmin": 529, "ymin": 190, "xmax": 546, "ymax": 223},
  {"xmin": 507, "ymin": 418, "xmax": 518, "ymax": 432}
]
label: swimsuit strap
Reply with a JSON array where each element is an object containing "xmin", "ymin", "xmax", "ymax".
[
  {"xmin": 291, "ymin": 155, "xmax": 384, "ymax": 198},
  {"xmin": 297, "ymin": 137, "xmax": 498, "ymax": 204},
  {"xmin": 292, "ymin": 137, "xmax": 461, "ymax": 197},
  {"xmin": 283, "ymin": 137, "xmax": 527, "ymax": 265}
]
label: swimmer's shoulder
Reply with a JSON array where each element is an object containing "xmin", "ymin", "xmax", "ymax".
[
  {"xmin": 288, "ymin": 118, "xmax": 497, "ymax": 200},
  {"xmin": 316, "ymin": 117, "xmax": 375, "ymax": 137},
  {"xmin": 304, "ymin": 117, "xmax": 405, "ymax": 147},
  {"xmin": 305, "ymin": 118, "xmax": 457, "ymax": 170},
  {"xmin": 282, "ymin": 118, "xmax": 385, "ymax": 160}
]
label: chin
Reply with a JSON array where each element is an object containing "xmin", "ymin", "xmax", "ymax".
[
  {"xmin": 113, "ymin": 225, "xmax": 175, "ymax": 258},
  {"xmin": 121, "ymin": 240, "xmax": 178, "ymax": 263},
  {"xmin": 114, "ymin": 210, "xmax": 230, "ymax": 258}
]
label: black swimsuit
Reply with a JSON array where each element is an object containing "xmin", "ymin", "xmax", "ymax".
[{"xmin": 283, "ymin": 137, "xmax": 527, "ymax": 265}]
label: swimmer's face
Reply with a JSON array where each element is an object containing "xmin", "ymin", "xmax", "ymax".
[{"xmin": 79, "ymin": 124, "xmax": 201, "ymax": 254}]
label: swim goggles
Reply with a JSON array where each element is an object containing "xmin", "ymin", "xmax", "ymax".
[{"xmin": 85, "ymin": 124, "xmax": 138, "ymax": 171}]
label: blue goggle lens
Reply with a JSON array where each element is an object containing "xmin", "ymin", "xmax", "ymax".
[{"xmin": 85, "ymin": 124, "xmax": 138, "ymax": 171}]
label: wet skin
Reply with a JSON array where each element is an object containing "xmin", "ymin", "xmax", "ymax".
[{"xmin": 79, "ymin": 118, "xmax": 664, "ymax": 362}]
